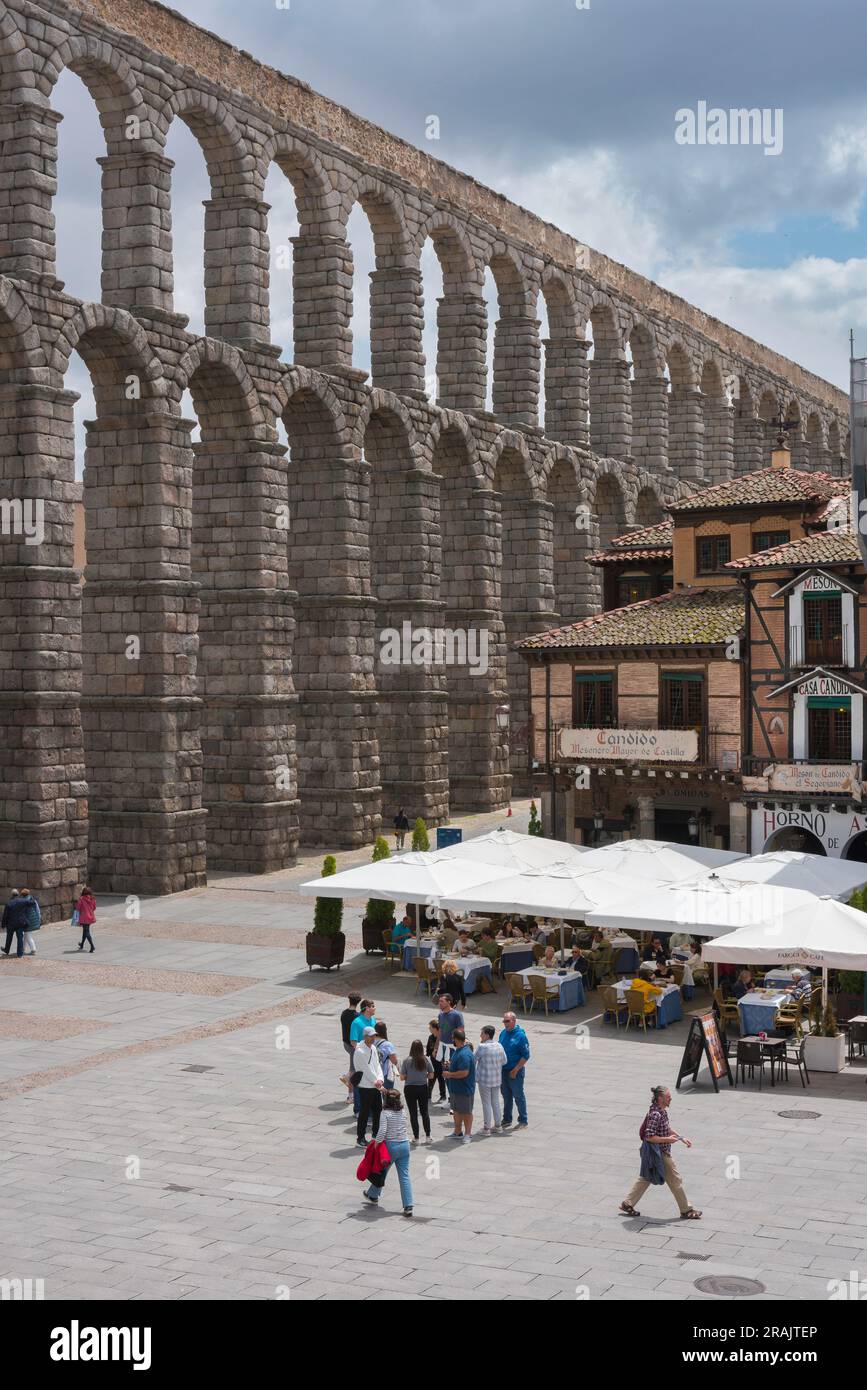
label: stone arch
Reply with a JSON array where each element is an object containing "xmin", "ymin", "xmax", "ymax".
[
  {"xmin": 424, "ymin": 409, "xmax": 484, "ymax": 485},
  {"xmin": 758, "ymin": 386, "xmax": 782, "ymax": 466},
  {"xmin": 593, "ymin": 466, "xmax": 629, "ymax": 551},
  {"xmin": 40, "ymin": 34, "xmax": 150, "ymax": 146},
  {"xmin": 828, "ymin": 417, "xmax": 845, "ymax": 475},
  {"xmin": 487, "ymin": 244, "xmax": 539, "ymax": 427},
  {"xmin": 634, "ymin": 479, "xmax": 666, "ymax": 527},
  {"xmin": 356, "ymin": 387, "xmax": 420, "ymax": 463},
  {"xmin": 784, "ymin": 395, "xmax": 807, "ymax": 467},
  {"xmin": 272, "ymin": 364, "xmax": 349, "ymax": 444},
  {"xmin": 416, "ymin": 213, "xmax": 484, "ymax": 412},
  {"xmin": 626, "ymin": 318, "xmax": 666, "ymax": 472},
  {"xmin": 160, "ymin": 89, "xmax": 249, "ymax": 187},
  {"xmin": 0, "ymin": 2, "xmax": 33, "ymax": 97},
  {"xmin": 538, "ymin": 268, "xmax": 586, "ymax": 444},
  {"xmin": 665, "ymin": 339, "xmax": 702, "ymax": 483},
  {"xmin": 734, "ymin": 375, "xmax": 762, "ymax": 474},
  {"xmin": 544, "ymin": 445, "xmax": 591, "ymax": 622},
  {"xmin": 586, "ymin": 297, "xmax": 629, "ymax": 459},
  {"xmin": 50, "ymin": 303, "xmax": 166, "ymax": 399},
  {"xmin": 0, "ymin": 276, "xmax": 46, "ymax": 373},
  {"xmin": 173, "ymin": 338, "xmax": 265, "ymax": 429},
  {"xmin": 262, "ymin": 132, "xmax": 334, "ymax": 232},
  {"xmin": 343, "ymin": 175, "xmax": 420, "ymax": 393},
  {"xmin": 700, "ymin": 356, "xmax": 733, "ymax": 484}
]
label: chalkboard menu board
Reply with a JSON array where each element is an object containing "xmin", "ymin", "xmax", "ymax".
[{"xmin": 676, "ymin": 1011, "xmax": 733, "ymax": 1092}]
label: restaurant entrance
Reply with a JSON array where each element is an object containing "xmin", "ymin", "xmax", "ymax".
[{"xmin": 654, "ymin": 807, "xmax": 693, "ymax": 845}]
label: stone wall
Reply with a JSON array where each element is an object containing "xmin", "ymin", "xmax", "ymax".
[{"xmin": 0, "ymin": 0, "xmax": 851, "ymax": 915}]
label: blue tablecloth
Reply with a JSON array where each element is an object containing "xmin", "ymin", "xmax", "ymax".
[
  {"xmin": 499, "ymin": 947, "xmax": 535, "ymax": 974},
  {"xmin": 738, "ymin": 992, "xmax": 788, "ymax": 1036},
  {"xmin": 402, "ymin": 940, "xmax": 436, "ymax": 971},
  {"xmin": 460, "ymin": 959, "xmax": 493, "ymax": 995},
  {"xmin": 614, "ymin": 947, "xmax": 640, "ymax": 975},
  {"xmin": 656, "ymin": 990, "xmax": 684, "ymax": 1029},
  {"xmin": 520, "ymin": 969, "xmax": 586, "ymax": 1012},
  {"xmin": 764, "ymin": 970, "xmax": 809, "ymax": 989}
]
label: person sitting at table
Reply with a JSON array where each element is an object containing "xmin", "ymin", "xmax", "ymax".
[
  {"xmin": 564, "ymin": 945, "xmax": 591, "ymax": 976},
  {"xmin": 455, "ymin": 929, "xmax": 475, "ymax": 957},
  {"xmin": 477, "ymin": 929, "xmax": 499, "ymax": 964},
  {"xmin": 654, "ymin": 959, "xmax": 675, "ymax": 982},
  {"xmin": 540, "ymin": 945, "xmax": 558, "ymax": 970},
  {"xmin": 505, "ymin": 921, "xmax": 527, "ymax": 941},
  {"xmin": 391, "ymin": 914, "xmax": 413, "ymax": 948},
  {"xmin": 785, "ymin": 968, "xmax": 811, "ymax": 1003},
  {"xmin": 680, "ymin": 943, "xmax": 705, "ymax": 998},
  {"xmin": 642, "ymin": 936, "xmax": 666, "ymax": 966},
  {"xmin": 668, "ymin": 929, "xmax": 693, "ymax": 952},
  {"xmin": 629, "ymin": 963, "xmax": 665, "ymax": 1015},
  {"xmin": 438, "ymin": 920, "xmax": 459, "ymax": 952},
  {"xmin": 731, "ymin": 969, "xmax": 756, "ymax": 1000}
]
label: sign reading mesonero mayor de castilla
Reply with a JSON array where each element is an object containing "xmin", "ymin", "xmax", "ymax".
[{"xmin": 558, "ymin": 728, "xmax": 698, "ymax": 762}]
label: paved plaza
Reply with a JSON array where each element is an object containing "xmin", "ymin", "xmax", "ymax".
[{"xmin": 0, "ymin": 804, "xmax": 866, "ymax": 1302}]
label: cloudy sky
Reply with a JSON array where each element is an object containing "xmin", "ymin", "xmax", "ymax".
[{"xmin": 54, "ymin": 0, "xmax": 867, "ymax": 445}]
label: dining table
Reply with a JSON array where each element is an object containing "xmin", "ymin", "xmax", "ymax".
[
  {"xmin": 737, "ymin": 1034, "xmax": 788, "ymax": 1087},
  {"xmin": 737, "ymin": 990, "xmax": 789, "ymax": 1037},
  {"xmin": 614, "ymin": 978, "xmax": 684, "ymax": 1028},
  {"xmin": 518, "ymin": 968, "xmax": 585, "ymax": 1012}
]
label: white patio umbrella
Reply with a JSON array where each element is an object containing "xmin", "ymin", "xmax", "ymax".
[
  {"xmin": 431, "ymin": 826, "xmax": 589, "ymax": 872},
  {"xmin": 700, "ymin": 851, "xmax": 867, "ymax": 901},
  {"xmin": 701, "ymin": 896, "xmax": 867, "ymax": 1003},
  {"xmin": 584, "ymin": 875, "xmax": 817, "ymax": 940},
  {"xmin": 298, "ymin": 851, "xmax": 513, "ymax": 904},
  {"xmin": 436, "ymin": 863, "xmax": 614, "ymax": 918},
  {"xmin": 566, "ymin": 839, "xmax": 747, "ymax": 885}
]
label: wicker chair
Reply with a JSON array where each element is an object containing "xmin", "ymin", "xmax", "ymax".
[
  {"xmin": 625, "ymin": 988, "xmax": 651, "ymax": 1033},
  {"xmin": 601, "ymin": 985, "xmax": 628, "ymax": 1027},
  {"xmin": 528, "ymin": 972, "xmax": 560, "ymax": 1017},
  {"xmin": 413, "ymin": 956, "xmax": 437, "ymax": 998},
  {"xmin": 506, "ymin": 972, "xmax": 533, "ymax": 1016},
  {"xmin": 382, "ymin": 930, "xmax": 402, "ymax": 969},
  {"xmin": 714, "ymin": 988, "xmax": 740, "ymax": 1032}
]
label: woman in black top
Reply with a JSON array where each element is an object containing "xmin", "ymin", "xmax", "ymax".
[{"xmin": 426, "ymin": 1020, "xmax": 447, "ymax": 1103}]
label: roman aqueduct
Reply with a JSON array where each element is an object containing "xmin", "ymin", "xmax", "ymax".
[{"xmin": 0, "ymin": 0, "xmax": 851, "ymax": 914}]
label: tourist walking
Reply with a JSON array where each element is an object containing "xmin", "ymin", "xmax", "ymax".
[
  {"xmin": 1, "ymin": 889, "xmax": 21, "ymax": 956},
  {"xmin": 426, "ymin": 1019, "xmax": 447, "ymax": 1104},
  {"xmin": 20, "ymin": 889, "xmax": 41, "ymax": 955},
  {"xmin": 393, "ymin": 809, "xmax": 410, "ymax": 850},
  {"xmin": 362, "ymin": 1090, "xmax": 414, "ymax": 1216},
  {"xmin": 443, "ymin": 1028, "xmax": 475, "ymax": 1143},
  {"xmin": 339, "ymin": 992, "xmax": 362, "ymax": 1108},
  {"xmin": 374, "ymin": 1021, "xmax": 399, "ymax": 1089},
  {"xmin": 400, "ymin": 1039, "xmax": 434, "ymax": 1143},
  {"xmin": 74, "ymin": 886, "xmax": 96, "ymax": 953},
  {"xmin": 620, "ymin": 1085, "xmax": 701, "ymax": 1220},
  {"xmin": 354, "ymin": 1026, "xmax": 385, "ymax": 1147},
  {"xmin": 476, "ymin": 1025, "xmax": 507, "ymax": 1133},
  {"xmin": 499, "ymin": 1011, "xmax": 530, "ymax": 1129}
]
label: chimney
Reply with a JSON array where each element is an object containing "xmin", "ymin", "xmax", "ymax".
[{"xmin": 770, "ymin": 431, "xmax": 791, "ymax": 470}]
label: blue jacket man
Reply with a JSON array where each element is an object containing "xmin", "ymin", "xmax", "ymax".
[
  {"xmin": 498, "ymin": 1013, "xmax": 530, "ymax": 1128},
  {"xmin": 1, "ymin": 889, "xmax": 40, "ymax": 958}
]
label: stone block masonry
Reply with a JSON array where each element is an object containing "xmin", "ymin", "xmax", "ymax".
[{"xmin": 0, "ymin": 0, "xmax": 850, "ymax": 915}]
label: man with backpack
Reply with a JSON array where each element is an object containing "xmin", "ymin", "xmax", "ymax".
[{"xmin": 619, "ymin": 1084, "xmax": 701, "ymax": 1220}]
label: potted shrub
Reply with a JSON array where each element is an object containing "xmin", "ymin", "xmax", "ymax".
[
  {"xmin": 306, "ymin": 855, "xmax": 346, "ymax": 971},
  {"xmin": 834, "ymin": 970, "xmax": 865, "ymax": 1024},
  {"xmin": 361, "ymin": 836, "xmax": 396, "ymax": 953},
  {"xmin": 411, "ymin": 817, "xmax": 430, "ymax": 852},
  {"xmin": 528, "ymin": 801, "xmax": 543, "ymax": 837},
  {"xmin": 804, "ymin": 996, "xmax": 846, "ymax": 1073}
]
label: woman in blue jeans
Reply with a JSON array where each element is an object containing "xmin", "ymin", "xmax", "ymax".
[{"xmin": 363, "ymin": 1090, "xmax": 414, "ymax": 1217}]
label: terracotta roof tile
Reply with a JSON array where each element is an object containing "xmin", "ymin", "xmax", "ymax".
[
  {"xmin": 517, "ymin": 587, "xmax": 744, "ymax": 652},
  {"xmin": 588, "ymin": 519, "xmax": 673, "ymax": 565},
  {"xmin": 669, "ymin": 467, "xmax": 848, "ymax": 514},
  {"xmin": 726, "ymin": 528, "xmax": 860, "ymax": 570}
]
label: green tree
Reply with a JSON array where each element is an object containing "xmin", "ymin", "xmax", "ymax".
[
  {"xmin": 821, "ymin": 999, "xmax": 839, "ymax": 1038},
  {"xmin": 412, "ymin": 818, "xmax": 430, "ymax": 852},
  {"xmin": 313, "ymin": 855, "xmax": 343, "ymax": 936},
  {"xmin": 528, "ymin": 801, "xmax": 543, "ymax": 837},
  {"xmin": 365, "ymin": 836, "xmax": 395, "ymax": 928}
]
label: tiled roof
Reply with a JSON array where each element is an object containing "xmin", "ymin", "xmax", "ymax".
[
  {"xmin": 517, "ymin": 587, "xmax": 744, "ymax": 652},
  {"xmin": 588, "ymin": 519, "xmax": 673, "ymax": 565},
  {"xmin": 726, "ymin": 528, "xmax": 861, "ymax": 570},
  {"xmin": 669, "ymin": 468, "xmax": 848, "ymax": 514}
]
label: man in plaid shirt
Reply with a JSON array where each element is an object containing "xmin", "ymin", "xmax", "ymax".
[
  {"xmin": 475, "ymin": 1025, "xmax": 508, "ymax": 1133},
  {"xmin": 620, "ymin": 1085, "xmax": 701, "ymax": 1219}
]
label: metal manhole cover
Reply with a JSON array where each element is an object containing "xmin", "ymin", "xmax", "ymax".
[
  {"xmin": 777, "ymin": 1110, "xmax": 821, "ymax": 1120},
  {"xmin": 181, "ymin": 1064, "xmax": 215, "ymax": 1073},
  {"xmin": 678, "ymin": 1251, "xmax": 711, "ymax": 1262},
  {"xmin": 695, "ymin": 1276, "xmax": 765, "ymax": 1297}
]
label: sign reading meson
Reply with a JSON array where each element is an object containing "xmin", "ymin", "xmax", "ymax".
[{"xmin": 558, "ymin": 728, "xmax": 699, "ymax": 762}]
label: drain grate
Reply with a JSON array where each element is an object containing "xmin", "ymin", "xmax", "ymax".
[
  {"xmin": 181, "ymin": 1064, "xmax": 215, "ymax": 1073},
  {"xmin": 164, "ymin": 1184, "xmax": 193, "ymax": 1193},
  {"xmin": 777, "ymin": 1109, "xmax": 821, "ymax": 1120},
  {"xmin": 695, "ymin": 1275, "xmax": 765, "ymax": 1297},
  {"xmin": 678, "ymin": 1251, "xmax": 711, "ymax": 1262}
]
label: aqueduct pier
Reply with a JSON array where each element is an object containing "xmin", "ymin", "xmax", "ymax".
[{"xmin": 0, "ymin": 0, "xmax": 850, "ymax": 915}]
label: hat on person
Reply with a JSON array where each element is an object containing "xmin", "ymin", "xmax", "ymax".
[
  {"xmin": 362, "ymin": 1026, "xmax": 377, "ymax": 1037},
  {"xmin": 639, "ymin": 961, "xmax": 656, "ymax": 976}
]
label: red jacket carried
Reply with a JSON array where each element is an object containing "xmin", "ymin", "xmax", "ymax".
[{"xmin": 356, "ymin": 1139, "xmax": 391, "ymax": 1183}]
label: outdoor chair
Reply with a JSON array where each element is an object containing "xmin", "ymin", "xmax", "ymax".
[
  {"xmin": 413, "ymin": 956, "xmax": 436, "ymax": 998},
  {"xmin": 600, "ymin": 985, "xmax": 628, "ymax": 1027},
  {"xmin": 506, "ymin": 972, "xmax": 533, "ymax": 1016},
  {"xmin": 625, "ymin": 988, "xmax": 652, "ymax": 1034},
  {"xmin": 847, "ymin": 1020, "xmax": 867, "ymax": 1064},
  {"xmin": 735, "ymin": 1039, "xmax": 767, "ymax": 1089},
  {"xmin": 774, "ymin": 999, "xmax": 803, "ymax": 1038},
  {"xmin": 382, "ymin": 930, "xmax": 402, "ymax": 969},
  {"xmin": 528, "ymin": 972, "xmax": 560, "ymax": 1017},
  {"xmin": 779, "ymin": 1034, "xmax": 811, "ymax": 1088},
  {"xmin": 531, "ymin": 942, "xmax": 546, "ymax": 962},
  {"xmin": 714, "ymin": 988, "xmax": 740, "ymax": 1032}
]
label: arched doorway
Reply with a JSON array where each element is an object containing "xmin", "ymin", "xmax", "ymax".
[
  {"xmin": 843, "ymin": 832, "xmax": 867, "ymax": 863},
  {"xmin": 763, "ymin": 826, "xmax": 826, "ymax": 855}
]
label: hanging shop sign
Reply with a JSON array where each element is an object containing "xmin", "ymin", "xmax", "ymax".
[
  {"xmin": 742, "ymin": 763, "xmax": 861, "ymax": 798},
  {"xmin": 796, "ymin": 674, "xmax": 852, "ymax": 698},
  {"xmin": 751, "ymin": 804, "xmax": 867, "ymax": 858},
  {"xmin": 558, "ymin": 728, "xmax": 698, "ymax": 762}
]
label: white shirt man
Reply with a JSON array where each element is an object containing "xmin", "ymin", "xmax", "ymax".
[{"xmin": 354, "ymin": 1025, "xmax": 385, "ymax": 1148}]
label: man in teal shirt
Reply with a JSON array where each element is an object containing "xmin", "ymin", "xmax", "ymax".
[
  {"xmin": 498, "ymin": 1012, "xmax": 530, "ymax": 1128},
  {"xmin": 349, "ymin": 999, "xmax": 377, "ymax": 1044}
]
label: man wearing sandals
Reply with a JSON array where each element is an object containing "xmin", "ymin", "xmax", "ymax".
[{"xmin": 620, "ymin": 1085, "xmax": 702, "ymax": 1221}]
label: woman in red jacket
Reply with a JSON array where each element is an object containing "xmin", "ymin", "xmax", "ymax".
[{"xmin": 74, "ymin": 886, "xmax": 97, "ymax": 953}]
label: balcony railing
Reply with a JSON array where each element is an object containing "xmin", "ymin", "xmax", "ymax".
[{"xmin": 790, "ymin": 625, "xmax": 849, "ymax": 668}]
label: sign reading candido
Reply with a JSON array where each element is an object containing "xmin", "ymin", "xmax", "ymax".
[{"xmin": 558, "ymin": 728, "xmax": 698, "ymax": 762}]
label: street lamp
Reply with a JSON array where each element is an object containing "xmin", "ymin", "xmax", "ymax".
[
  {"xmin": 688, "ymin": 812, "xmax": 699, "ymax": 840},
  {"xmin": 495, "ymin": 706, "xmax": 509, "ymax": 731},
  {"xmin": 593, "ymin": 811, "xmax": 604, "ymax": 844}
]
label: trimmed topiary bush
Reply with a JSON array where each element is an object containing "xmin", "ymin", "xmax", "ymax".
[
  {"xmin": 412, "ymin": 818, "xmax": 430, "ymax": 852},
  {"xmin": 528, "ymin": 801, "xmax": 543, "ymax": 836},
  {"xmin": 313, "ymin": 855, "xmax": 343, "ymax": 936},
  {"xmin": 366, "ymin": 836, "xmax": 395, "ymax": 928}
]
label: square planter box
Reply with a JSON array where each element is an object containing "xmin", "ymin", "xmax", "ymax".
[{"xmin": 804, "ymin": 1034, "xmax": 846, "ymax": 1073}]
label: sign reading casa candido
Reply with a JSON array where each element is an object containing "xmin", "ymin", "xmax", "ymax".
[{"xmin": 558, "ymin": 728, "xmax": 698, "ymax": 762}]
